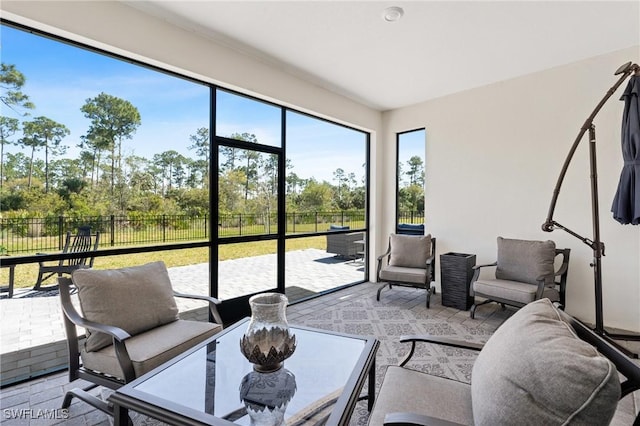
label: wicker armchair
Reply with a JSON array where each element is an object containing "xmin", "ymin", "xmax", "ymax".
[{"xmin": 326, "ymin": 225, "xmax": 364, "ymax": 259}]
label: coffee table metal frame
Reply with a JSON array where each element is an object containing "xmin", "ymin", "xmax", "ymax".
[{"xmin": 109, "ymin": 318, "xmax": 379, "ymax": 426}]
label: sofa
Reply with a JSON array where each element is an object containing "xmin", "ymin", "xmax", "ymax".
[{"xmin": 369, "ymin": 298, "xmax": 640, "ymax": 425}]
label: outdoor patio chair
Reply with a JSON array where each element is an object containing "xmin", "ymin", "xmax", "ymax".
[
  {"xmin": 59, "ymin": 261, "xmax": 223, "ymax": 420},
  {"xmin": 33, "ymin": 226, "xmax": 100, "ymax": 291},
  {"xmin": 376, "ymin": 233, "xmax": 436, "ymax": 308},
  {"xmin": 326, "ymin": 225, "xmax": 364, "ymax": 259},
  {"xmin": 369, "ymin": 298, "xmax": 640, "ymax": 425},
  {"xmin": 469, "ymin": 237, "xmax": 570, "ymax": 319}
]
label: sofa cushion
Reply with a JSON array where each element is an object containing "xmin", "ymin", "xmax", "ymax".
[
  {"xmin": 496, "ymin": 237, "xmax": 556, "ymax": 286},
  {"xmin": 73, "ymin": 261, "xmax": 179, "ymax": 352},
  {"xmin": 471, "ymin": 298, "xmax": 620, "ymax": 425},
  {"xmin": 388, "ymin": 234, "xmax": 432, "ymax": 269}
]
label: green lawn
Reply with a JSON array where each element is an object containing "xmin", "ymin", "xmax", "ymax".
[{"xmin": 2, "ymin": 236, "xmax": 326, "ymax": 290}]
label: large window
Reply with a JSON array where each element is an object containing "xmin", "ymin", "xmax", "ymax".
[
  {"xmin": 396, "ymin": 129, "xmax": 426, "ymax": 232},
  {"xmin": 0, "ymin": 21, "xmax": 370, "ymax": 319},
  {"xmin": 285, "ymin": 111, "xmax": 368, "ymax": 294},
  {"xmin": 0, "ymin": 23, "xmax": 212, "ymax": 297}
]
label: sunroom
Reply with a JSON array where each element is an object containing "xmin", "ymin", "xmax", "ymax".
[{"xmin": 0, "ymin": 1, "xmax": 638, "ymax": 425}]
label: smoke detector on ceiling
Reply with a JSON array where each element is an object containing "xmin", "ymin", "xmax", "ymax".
[{"xmin": 382, "ymin": 6, "xmax": 404, "ymax": 23}]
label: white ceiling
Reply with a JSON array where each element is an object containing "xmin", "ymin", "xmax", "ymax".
[{"xmin": 126, "ymin": 1, "xmax": 639, "ymax": 111}]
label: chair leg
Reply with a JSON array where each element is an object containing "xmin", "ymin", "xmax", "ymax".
[
  {"xmin": 63, "ymin": 386, "xmax": 133, "ymax": 425},
  {"xmin": 376, "ymin": 283, "xmax": 389, "ymax": 301},
  {"xmin": 33, "ymin": 271, "xmax": 58, "ymax": 291},
  {"xmin": 470, "ymin": 299, "xmax": 492, "ymax": 319},
  {"xmin": 425, "ymin": 286, "xmax": 435, "ymax": 309},
  {"xmin": 63, "ymin": 386, "xmax": 109, "ymax": 413},
  {"xmin": 33, "ymin": 270, "xmax": 45, "ymax": 291}
]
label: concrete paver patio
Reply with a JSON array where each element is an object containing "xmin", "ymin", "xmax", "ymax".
[{"xmin": 0, "ymin": 248, "xmax": 365, "ymax": 386}]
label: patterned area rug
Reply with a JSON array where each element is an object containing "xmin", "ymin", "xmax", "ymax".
[{"xmin": 296, "ymin": 295, "xmax": 513, "ymax": 425}]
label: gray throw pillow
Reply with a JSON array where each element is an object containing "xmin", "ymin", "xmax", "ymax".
[
  {"xmin": 388, "ymin": 234, "xmax": 431, "ymax": 268},
  {"xmin": 471, "ymin": 299, "xmax": 620, "ymax": 425},
  {"xmin": 496, "ymin": 237, "xmax": 556, "ymax": 285},
  {"xmin": 73, "ymin": 261, "xmax": 179, "ymax": 352}
]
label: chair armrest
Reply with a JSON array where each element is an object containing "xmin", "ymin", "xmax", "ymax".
[
  {"xmin": 377, "ymin": 248, "xmax": 392, "ymax": 262},
  {"xmin": 174, "ymin": 291, "xmax": 224, "ymax": 326},
  {"xmin": 470, "ymin": 261, "xmax": 497, "ymax": 287},
  {"xmin": 385, "ymin": 412, "xmax": 466, "ymax": 426},
  {"xmin": 425, "ymin": 253, "xmax": 435, "ymax": 266},
  {"xmin": 376, "ymin": 247, "xmax": 392, "ymax": 281},
  {"xmin": 398, "ymin": 335, "xmax": 483, "ymax": 367},
  {"xmin": 471, "ymin": 262, "xmax": 497, "ymax": 270},
  {"xmin": 174, "ymin": 291, "xmax": 221, "ymax": 305},
  {"xmin": 61, "ymin": 301, "xmax": 131, "ymax": 342},
  {"xmin": 554, "ymin": 261, "xmax": 569, "ymax": 278}
]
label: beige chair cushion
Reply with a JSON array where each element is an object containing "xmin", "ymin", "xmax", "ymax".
[
  {"xmin": 473, "ymin": 278, "xmax": 560, "ymax": 304},
  {"xmin": 495, "ymin": 237, "xmax": 556, "ymax": 286},
  {"xmin": 73, "ymin": 261, "xmax": 179, "ymax": 352},
  {"xmin": 473, "ymin": 278, "xmax": 538, "ymax": 304},
  {"xmin": 379, "ymin": 265, "xmax": 427, "ymax": 285},
  {"xmin": 471, "ymin": 298, "xmax": 620, "ymax": 425},
  {"xmin": 81, "ymin": 319, "xmax": 221, "ymax": 380},
  {"xmin": 388, "ymin": 234, "xmax": 432, "ymax": 269},
  {"xmin": 369, "ymin": 365, "xmax": 473, "ymax": 426}
]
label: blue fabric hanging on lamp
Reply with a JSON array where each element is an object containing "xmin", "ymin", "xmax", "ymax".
[{"xmin": 611, "ymin": 74, "xmax": 640, "ymax": 225}]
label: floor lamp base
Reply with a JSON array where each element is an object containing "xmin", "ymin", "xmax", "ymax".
[{"xmin": 600, "ymin": 330, "xmax": 640, "ymax": 359}]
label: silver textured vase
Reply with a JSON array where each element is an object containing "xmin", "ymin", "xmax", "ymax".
[{"xmin": 240, "ymin": 293, "xmax": 296, "ymax": 372}]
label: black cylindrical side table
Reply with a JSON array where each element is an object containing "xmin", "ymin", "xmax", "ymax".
[{"xmin": 440, "ymin": 252, "xmax": 476, "ymax": 310}]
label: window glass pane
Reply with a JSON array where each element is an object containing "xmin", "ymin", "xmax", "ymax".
[
  {"xmin": 285, "ymin": 236, "xmax": 364, "ymax": 302},
  {"xmin": 218, "ymin": 241, "xmax": 277, "ymax": 300},
  {"xmin": 285, "ymin": 111, "xmax": 367, "ymax": 234},
  {"xmin": 218, "ymin": 146, "xmax": 278, "ymax": 237},
  {"xmin": 397, "ymin": 129, "xmax": 426, "ymax": 226},
  {"xmin": 215, "ymin": 89, "xmax": 282, "ymax": 147},
  {"xmin": 1, "ymin": 24, "xmax": 210, "ymax": 250},
  {"xmin": 0, "ymin": 23, "xmax": 212, "ymax": 368}
]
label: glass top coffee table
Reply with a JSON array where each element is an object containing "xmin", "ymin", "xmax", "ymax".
[{"xmin": 109, "ymin": 318, "xmax": 379, "ymax": 426}]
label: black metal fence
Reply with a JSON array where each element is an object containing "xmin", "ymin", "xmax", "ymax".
[
  {"xmin": 0, "ymin": 211, "xmax": 422, "ymax": 254},
  {"xmin": 398, "ymin": 210, "xmax": 424, "ymax": 224}
]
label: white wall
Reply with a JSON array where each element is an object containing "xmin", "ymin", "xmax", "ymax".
[{"xmin": 383, "ymin": 47, "xmax": 640, "ymax": 332}]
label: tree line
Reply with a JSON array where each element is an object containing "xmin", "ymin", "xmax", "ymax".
[{"xmin": 0, "ymin": 63, "xmax": 424, "ymax": 220}]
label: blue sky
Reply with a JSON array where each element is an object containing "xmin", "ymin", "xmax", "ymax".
[{"xmin": 1, "ymin": 24, "xmax": 368, "ymax": 184}]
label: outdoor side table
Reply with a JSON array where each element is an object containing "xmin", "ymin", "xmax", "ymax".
[{"xmin": 440, "ymin": 252, "xmax": 476, "ymax": 311}]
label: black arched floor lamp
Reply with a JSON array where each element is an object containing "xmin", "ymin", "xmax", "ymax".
[{"xmin": 542, "ymin": 61, "xmax": 640, "ymax": 358}]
